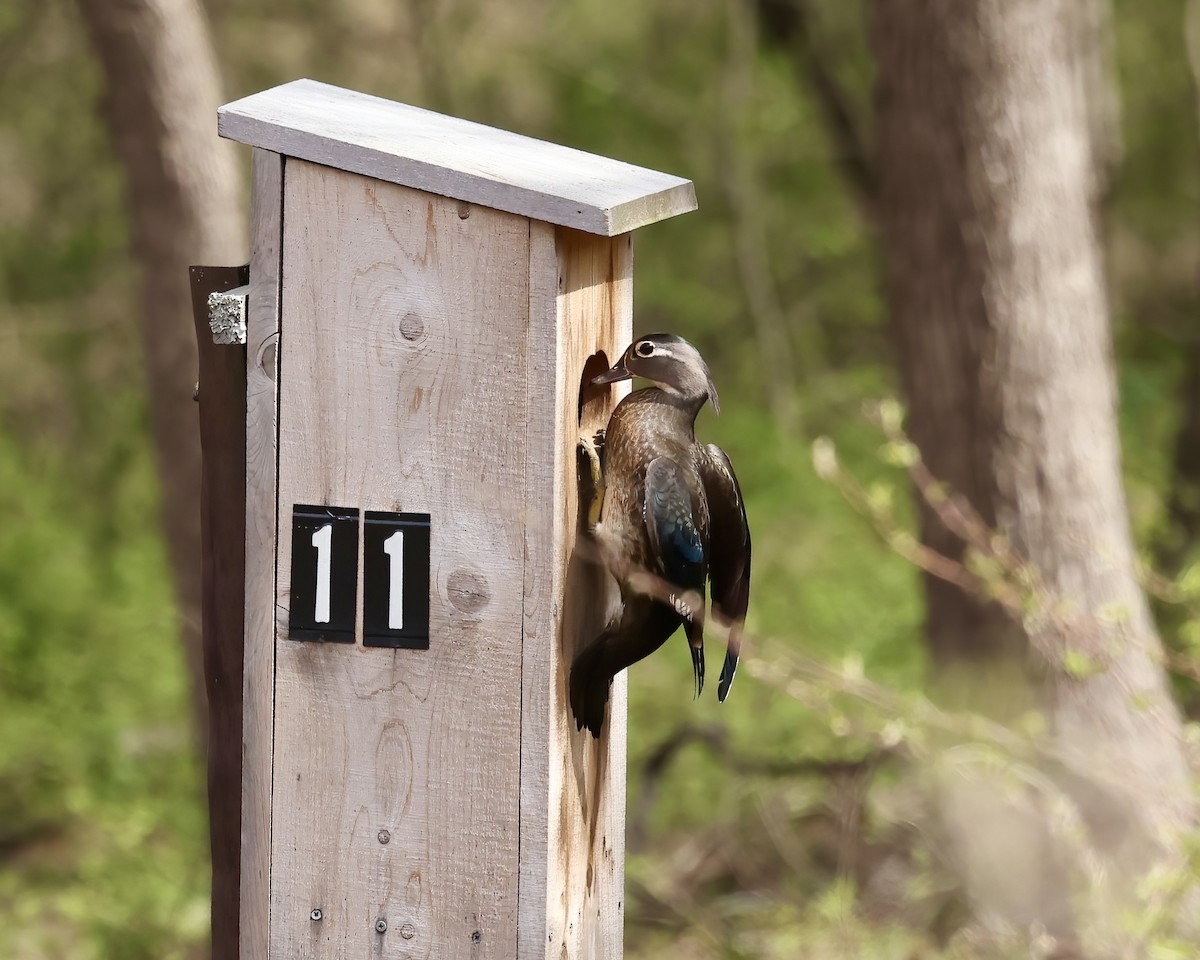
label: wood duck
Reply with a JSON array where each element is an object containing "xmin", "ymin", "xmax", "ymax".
[{"xmin": 570, "ymin": 333, "xmax": 752, "ymax": 738}]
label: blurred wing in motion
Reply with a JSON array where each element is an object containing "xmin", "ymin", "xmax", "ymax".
[{"xmin": 700, "ymin": 443, "xmax": 751, "ymax": 701}]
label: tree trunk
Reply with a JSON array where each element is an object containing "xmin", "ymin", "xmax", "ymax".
[
  {"xmin": 870, "ymin": 0, "xmax": 1193, "ymax": 945},
  {"xmin": 76, "ymin": 0, "xmax": 245, "ymax": 745},
  {"xmin": 1160, "ymin": 0, "xmax": 1200, "ymax": 578}
]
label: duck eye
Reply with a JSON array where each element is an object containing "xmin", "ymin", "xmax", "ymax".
[{"xmin": 635, "ymin": 341, "xmax": 655, "ymax": 358}]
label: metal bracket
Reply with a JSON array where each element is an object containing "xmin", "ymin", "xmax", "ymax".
[{"xmin": 208, "ymin": 284, "xmax": 250, "ymax": 344}]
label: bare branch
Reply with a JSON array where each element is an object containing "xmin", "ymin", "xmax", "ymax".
[{"xmin": 629, "ymin": 720, "xmax": 885, "ymax": 848}]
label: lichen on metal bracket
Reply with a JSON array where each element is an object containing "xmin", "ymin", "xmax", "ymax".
[{"xmin": 208, "ymin": 285, "xmax": 250, "ymax": 344}]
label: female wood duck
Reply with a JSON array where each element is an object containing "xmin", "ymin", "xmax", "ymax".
[{"xmin": 570, "ymin": 333, "xmax": 752, "ymax": 738}]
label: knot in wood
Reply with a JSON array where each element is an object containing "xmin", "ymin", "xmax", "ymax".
[
  {"xmin": 399, "ymin": 312, "xmax": 425, "ymax": 342},
  {"xmin": 447, "ymin": 569, "xmax": 490, "ymax": 615}
]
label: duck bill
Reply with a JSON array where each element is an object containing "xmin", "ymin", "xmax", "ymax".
[{"xmin": 592, "ymin": 360, "xmax": 633, "ymax": 385}]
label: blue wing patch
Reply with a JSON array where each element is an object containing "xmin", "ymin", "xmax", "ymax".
[{"xmin": 644, "ymin": 457, "xmax": 704, "ymax": 589}]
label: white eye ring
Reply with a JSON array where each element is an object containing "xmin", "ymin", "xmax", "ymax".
[{"xmin": 635, "ymin": 341, "xmax": 655, "ymax": 358}]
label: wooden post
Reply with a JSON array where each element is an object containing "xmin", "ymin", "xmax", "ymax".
[
  {"xmin": 190, "ymin": 262, "xmax": 250, "ymax": 960},
  {"xmin": 217, "ymin": 79, "xmax": 696, "ymax": 959}
]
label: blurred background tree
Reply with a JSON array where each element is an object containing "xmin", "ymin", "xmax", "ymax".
[
  {"xmin": 0, "ymin": 0, "xmax": 1196, "ymax": 957},
  {"xmin": 871, "ymin": 0, "xmax": 1191, "ymax": 944},
  {"xmin": 75, "ymin": 0, "xmax": 244, "ymax": 745}
]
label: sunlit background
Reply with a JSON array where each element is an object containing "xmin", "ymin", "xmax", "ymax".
[{"xmin": 1, "ymin": 0, "xmax": 1197, "ymax": 957}]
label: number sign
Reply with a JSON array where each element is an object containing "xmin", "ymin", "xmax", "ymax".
[
  {"xmin": 288, "ymin": 505, "xmax": 359, "ymax": 642},
  {"xmin": 287, "ymin": 504, "xmax": 431, "ymax": 648},
  {"xmin": 363, "ymin": 511, "xmax": 431, "ymax": 648}
]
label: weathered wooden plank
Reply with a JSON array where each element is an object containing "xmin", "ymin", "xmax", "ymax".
[
  {"xmin": 218, "ymin": 79, "xmax": 696, "ymax": 237},
  {"xmin": 518, "ymin": 221, "xmax": 559, "ymax": 960},
  {"xmin": 241, "ymin": 148, "xmax": 282, "ymax": 960},
  {"xmin": 270, "ymin": 160, "xmax": 527, "ymax": 958},
  {"xmin": 519, "ymin": 224, "xmax": 631, "ymax": 958},
  {"xmin": 190, "ymin": 262, "xmax": 250, "ymax": 960}
]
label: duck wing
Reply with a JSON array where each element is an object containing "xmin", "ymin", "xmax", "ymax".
[
  {"xmin": 644, "ymin": 456, "xmax": 707, "ymax": 696},
  {"xmin": 699, "ymin": 444, "xmax": 751, "ymax": 701}
]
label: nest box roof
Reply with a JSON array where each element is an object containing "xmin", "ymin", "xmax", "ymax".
[{"xmin": 218, "ymin": 79, "xmax": 697, "ymax": 236}]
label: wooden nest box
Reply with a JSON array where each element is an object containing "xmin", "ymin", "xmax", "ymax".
[{"xmin": 216, "ymin": 79, "xmax": 696, "ymax": 959}]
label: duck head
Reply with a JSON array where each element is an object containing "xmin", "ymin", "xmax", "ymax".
[{"xmin": 592, "ymin": 333, "xmax": 720, "ymax": 414}]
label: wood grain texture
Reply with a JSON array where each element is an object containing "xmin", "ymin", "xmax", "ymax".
[
  {"xmin": 271, "ymin": 159, "xmax": 528, "ymax": 958},
  {"xmin": 241, "ymin": 148, "xmax": 282, "ymax": 960},
  {"xmin": 218, "ymin": 79, "xmax": 696, "ymax": 237},
  {"xmin": 191, "ymin": 262, "xmax": 249, "ymax": 960},
  {"xmin": 519, "ymin": 224, "xmax": 632, "ymax": 959}
]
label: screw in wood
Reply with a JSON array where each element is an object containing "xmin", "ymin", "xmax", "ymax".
[
  {"xmin": 375, "ymin": 918, "xmax": 388, "ymax": 934},
  {"xmin": 310, "ymin": 909, "xmax": 323, "ymax": 922},
  {"xmin": 399, "ymin": 923, "xmax": 416, "ymax": 940},
  {"xmin": 377, "ymin": 829, "xmax": 391, "ymax": 844}
]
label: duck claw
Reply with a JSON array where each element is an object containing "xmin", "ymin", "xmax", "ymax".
[{"xmin": 577, "ymin": 435, "xmax": 606, "ymax": 534}]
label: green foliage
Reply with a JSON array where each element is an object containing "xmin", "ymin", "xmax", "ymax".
[
  {"xmin": 1061, "ymin": 650, "xmax": 1104, "ymax": 680},
  {"xmin": 0, "ymin": 13, "xmax": 204, "ymax": 945},
  {"xmin": 0, "ymin": 431, "xmax": 205, "ymax": 959},
  {"xmin": 1, "ymin": 0, "xmax": 1199, "ymax": 956},
  {"xmin": 626, "ymin": 404, "xmax": 924, "ymax": 845}
]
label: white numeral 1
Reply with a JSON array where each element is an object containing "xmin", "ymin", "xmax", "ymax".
[
  {"xmin": 383, "ymin": 530, "xmax": 405, "ymax": 629},
  {"xmin": 311, "ymin": 523, "xmax": 332, "ymax": 623}
]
